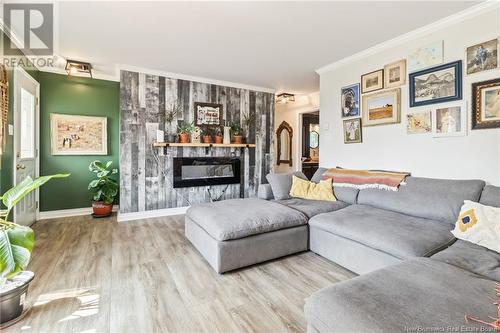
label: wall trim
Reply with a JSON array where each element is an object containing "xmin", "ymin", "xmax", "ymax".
[
  {"xmin": 117, "ymin": 206, "xmax": 189, "ymax": 222},
  {"xmin": 37, "ymin": 205, "xmax": 119, "ymax": 220},
  {"xmin": 316, "ymin": 1, "xmax": 500, "ymax": 74},
  {"xmin": 119, "ymin": 64, "xmax": 276, "ymax": 94}
]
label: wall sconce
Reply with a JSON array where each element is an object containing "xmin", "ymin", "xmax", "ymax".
[
  {"xmin": 276, "ymin": 93, "xmax": 295, "ymax": 104},
  {"xmin": 65, "ymin": 60, "xmax": 93, "ymax": 78}
]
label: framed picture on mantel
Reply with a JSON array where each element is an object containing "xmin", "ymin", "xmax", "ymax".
[{"xmin": 194, "ymin": 102, "xmax": 223, "ymax": 126}]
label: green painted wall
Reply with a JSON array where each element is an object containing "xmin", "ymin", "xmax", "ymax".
[
  {"xmin": 38, "ymin": 72, "xmax": 119, "ymax": 211},
  {"xmin": 1, "ymin": 31, "xmax": 40, "ymax": 194}
]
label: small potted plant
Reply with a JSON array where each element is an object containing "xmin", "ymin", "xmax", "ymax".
[
  {"xmin": 0, "ymin": 174, "xmax": 69, "ymax": 325},
  {"xmin": 231, "ymin": 123, "xmax": 243, "ymax": 144},
  {"xmin": 88, "ymin": 161, "xmax": 118, "ymax": 217},
  {"xmin": 165, "ymin": 104, "xmax": 181, "ymax": 142},
  {"xmin": 202, "ymin": 127, "xmax": 214, "ymax": 143},
  {"xmin": 177, "ymin": 122, "xmax": 194, "ymax": 143},
  {"xmin": 214, "ymin": 126, "xmax": 223, "ymax": 144},
  {"xmin": 242, "ymin": 112, "xmax": 256, "ymax": 143}
]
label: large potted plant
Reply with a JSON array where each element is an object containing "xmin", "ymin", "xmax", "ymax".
[
  {"xmin": 0, "ymin": 174, "xmax": 69, "ymax": 325},
  {"xmin": 165, "ymin": 104, "xmax": 181, "ymax": 143},
  {"xmin": 88, "ymin": 160, "xmax": 118, "ymax": 217}
]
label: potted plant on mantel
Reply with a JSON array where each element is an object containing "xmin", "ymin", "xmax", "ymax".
[
  {"xmin": 165, "ymin": 104, "xmax": 181, "ymax": 143},
  {"xmin": 214, "ymin": 126, "xmax": 223, "ymax": 144},
  {"xmin": 231, "ymin": 123, "xmax": 243, "ymax": 144},
  {"xmin": 201, "ymin": 127, "xmax": 214, "ymax": 143},
  {"xmin": 0, "ymin": 174, "xmax": 70, "ymax": 325},
  {"xmin": 88, "ymin": 160, "xmax": 118, "ymax": 217},
  {"xmin": 177, "ymin": 122, "xmax": 194, "ymax": 144}
]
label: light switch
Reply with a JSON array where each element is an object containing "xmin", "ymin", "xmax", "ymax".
[{"xmin": 8, "ymin": 124, "xmax": 13, "ymax": 135}]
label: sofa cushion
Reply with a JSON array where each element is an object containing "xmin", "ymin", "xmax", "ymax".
[
  {"xmin": 266, "ymin": 171, "xmax": 307, "ymax": 200},
  {"xmin": 186, "ymin": 198, "xmax": 308, "ymax": 241},
  {"xmin": 275, "ymin": 198, "xmax": 349, "ymax": 218},
  {"xmin": 290, "ymin": 176, "xmax": 337, "ymax": 202},
  {"xmin": 479, "ymin": 185, "xmax": 500, "ymax": 207},
  {"xmin": 357, "ymin": 176, "xmax": 485, "ymax": 224},
  {"xmin": 432, "ymin": 240, "xmax": 500, "ymax": 281},
  {"xmin": 309, "ymin": 204, "xmax": 455, "ymax": 259},
  {"xmin": 305, "ymin": 258, "xmax": 498, "ymax": 333},
  {"xmin": 310, "ymin": 167, "xmax": 327, "ymax": 183}
]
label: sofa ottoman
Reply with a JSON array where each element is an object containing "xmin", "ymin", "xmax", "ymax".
[{"xmin": 185, "ymin": 198, "xmax": 309, "ymax": 273}]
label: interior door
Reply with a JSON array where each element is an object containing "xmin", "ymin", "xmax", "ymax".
[{"xmin": 13, "ymin": 67, "xmax": 39, "ymax": 226}]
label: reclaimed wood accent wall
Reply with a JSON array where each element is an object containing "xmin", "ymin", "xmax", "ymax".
[{"xmin": 119, "ymin": 70, "xmax": 275, "ymax": 213}]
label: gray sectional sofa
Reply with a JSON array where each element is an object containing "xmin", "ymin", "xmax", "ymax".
[{"xmin": 185, "ymin": 168, "xmax": 500, "ymax": 332}]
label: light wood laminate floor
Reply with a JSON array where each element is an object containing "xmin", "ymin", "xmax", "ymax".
[{"xmin": 4, "ymin": 215, "xmax": 355, "ymax": 333}]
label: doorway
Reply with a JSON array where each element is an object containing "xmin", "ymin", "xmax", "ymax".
[
  {"xmin": 13, "ymin": 67, "xmax": 40, "ymax": 226},
  {"xmin": 300, "ymin": 111, "xmax": 319, "ymax": 179}
]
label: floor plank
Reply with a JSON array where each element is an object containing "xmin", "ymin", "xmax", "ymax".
[{"xmin": 3, "ymin": 214, "xmax": 355, "ymax": 333}]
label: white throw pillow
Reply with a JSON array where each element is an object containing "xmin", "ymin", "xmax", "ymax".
[{"xmin": 451, "ymin": 200, "xmax": 500, "ymax": 253}]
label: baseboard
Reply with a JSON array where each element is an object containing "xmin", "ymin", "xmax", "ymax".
[
  {"xmin": 37, "ymin": 205, "xmax": 119, "ymax": 220},
  {"xmin": 117, "ymin": 206, "xmax": 189, "ymax": 222}
]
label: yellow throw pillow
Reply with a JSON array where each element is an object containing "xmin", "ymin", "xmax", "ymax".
[{"xmin": 289, "ymin": 176, "xmax": 337, "ymax": 201}]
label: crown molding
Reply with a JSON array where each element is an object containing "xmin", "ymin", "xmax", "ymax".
[
  {"xmin": 316, "ymin": 1, "xmax": 500, "ymax": 75},
  {"xmin": 119, "ymin": 64, "xmax": 276, "ymax": 93}
]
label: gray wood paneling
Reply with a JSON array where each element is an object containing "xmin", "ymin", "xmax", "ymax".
[{"xmin": 120, "ymin": 70, "xmax": 275, "ymax": 213}]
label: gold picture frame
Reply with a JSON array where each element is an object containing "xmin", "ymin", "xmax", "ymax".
[
  {"xmin": 384, "ymin": 59, "xmax": 406, "ymax": 88},
  {"xmin": 361, "ymin": 69, "xmax": 384, "ymax": 94},
  {"xmin": 362, "ymin": 88, "xmax": 401, "ymax": 127}
]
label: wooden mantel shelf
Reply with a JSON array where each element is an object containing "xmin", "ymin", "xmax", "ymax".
[{"xmin": 153, "ymin": 142, "xmax": 256, "ymax": 148}]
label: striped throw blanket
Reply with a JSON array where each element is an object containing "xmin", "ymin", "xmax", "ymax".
[{"xmin": 322, "ymin": 168, "xmax": 410, "ymax": 191}]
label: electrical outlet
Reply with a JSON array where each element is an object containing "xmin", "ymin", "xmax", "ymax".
[{"xmin": 8, "ymin": 124, "xmax": 14, "ymax": 135}]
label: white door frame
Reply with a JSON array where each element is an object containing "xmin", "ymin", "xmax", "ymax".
[
  {"xmin": 295, "ymin": 108, "xmax": 320, "ymax": 172},
  {"xmin": 13, "ymin": 66, "xmax": 40, "ymax": 222}
]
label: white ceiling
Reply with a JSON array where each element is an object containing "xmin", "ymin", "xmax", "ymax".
[{"xmin": 53, "ymin": 1, "xmax": 479, "ymax": 93}]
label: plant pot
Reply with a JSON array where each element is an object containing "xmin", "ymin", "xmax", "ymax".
[
  {"xmin": 214, "ymin": 135, "xmax": 223, "ymax": 144},
  {"xmin": 92, "ymin": 201, "xmax": 113, "ymax": 217},
  {"xmin": 179, "ymin": 133, "xmax": 190, "ymax": 143},
  {"xmin": 1, "ymin": 271, "xmax": 34, "ymax": 325},
  {"xmin": 232, "ymin": 135, "xmax": 243, "ymax": 144},
  {"xmin": 202, "ymin": 135, "xmax": 213, "ymax": 143},
  {"xmin": 166, "ymin": 134, "xmax": 176, "ymax": 143}
]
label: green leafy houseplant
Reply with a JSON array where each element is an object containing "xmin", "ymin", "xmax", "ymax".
[
  {"xmin": 231, "ymin": 123, "xmax": 244, "ymax": 144},
  {"xmin": 177, "ymin": 122, "xmax": 194, "ymax": 143},
  {"xmin": 0, "ymin": 174, "xmax": 69, "ymax": 288},
  {"xmin": 88, "ymin": 161, "xmax": 118, "ymax": 216}
]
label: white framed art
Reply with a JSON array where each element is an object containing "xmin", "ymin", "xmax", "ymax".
[
  {"xmin": 408, "ymin": 40, "xmax": 444, "ymax": 72},
  {"xmin": 432, "ymin": 104, "xmax": 467, "ymax": 138},
  {"xmin": 50, "ymin": 113, "xmax": 108, "ymax": 155}
]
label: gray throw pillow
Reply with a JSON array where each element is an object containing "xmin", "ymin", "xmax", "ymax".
[
  {"xmin": 266, "ymin": 171, "xmax": 307, "ymax": 200},
  {"xmin": 311, "ymin": 167, "xmax": 328, "ymax": 183}
]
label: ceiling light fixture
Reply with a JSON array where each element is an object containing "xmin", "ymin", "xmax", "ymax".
[
  {"xmin": 276, "ymin": 93, "xmax": 295, "ymax": 104},
  {"xmin": 65, "ymin": 60, "xmax": 93, "ymax": 78}
]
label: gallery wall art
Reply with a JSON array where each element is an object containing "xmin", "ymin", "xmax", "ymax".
[
  {"xmin": 361, "ymin": 69, "xmax": 384, "ymax": 93},
  {"xmin": 384, "ymin": 59, "xmax": 406, "ymax": 88},
  {"xmin": 407, "ymin": 111, "xmax": 431, "ymax": 134},
  {"xmin": 466, "ymin": 38, "xmax": 498, "ymax": 75},
  {"xmin": 341, "ymin": 83, "xmax": 360, "ymax": 118},
  {"xmin": 50, "ymin": 113, "xmax": 107, "ymax": 155},
  {"xmin": 343, "ymin": 118, "xmax": 362, "ymax": 144},
  {"xmin": 472, "ymin": 78, "xmax": 500, "ymax": 130},
  {"xmin": 432, "ymin": 105, "xmax": 466, "ymax": 137},
  {"xmin": 408, "ymin": 40, "xmax": 444, "ymax": 72},
  {"xmin": 194, "ymin": 102, "xmax": 223, "ymax": 126},
  {"xmin": 362, "ymin": 88, "xmax": 401, "ymax": 126},
  {"xmin": 409, "ymin": 60, "xmax": 462, "ymax": 107}
]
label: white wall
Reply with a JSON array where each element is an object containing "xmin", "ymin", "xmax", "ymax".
[
  {"xmin": 275, "ymin": 92, "xmax": 320, "ymax": 173},
  {"xmin": 319, "ymin": 6, "xmax": 500, "ymax": 185}
]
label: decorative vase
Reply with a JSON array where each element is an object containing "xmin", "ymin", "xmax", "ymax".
[
  {"xmin": 179, "ymin": 133, "xmax": 190, "ymax": 143},
  {"xmin": 156, "ymin": 129, "xmax": 165, "ymax": 143},
  {"xmin": 223, "ymin": 126, "xmax": 231, "ymax": 144},
  {"xmin": 215, "ymin": 135, "xmax": 223, "ymax": 144},
  {"xmin": 233, "ymin": 135, "xmax": 243, "ymax": 144},
  {"xmin": 166, "ymin": 134, "xmax": 176, "ymax": 143}
]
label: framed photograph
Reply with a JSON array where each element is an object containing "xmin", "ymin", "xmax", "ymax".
[
  {"xmin": 384, "ymin": 59, "xmax": 406, "ymax": 88},
  {"xmin": 341, "ymin": 83, "xmax": 360, "ymax": 118},
  {"xmin": 466, "ymin": 38, "xmax": 498, "ymax": 75},
  {"xmin": 361, "ymin": 69, "xmax": 383, "ymax": 93},
  {"xmin": 407, "ymin": 111, "xmax": 431, "ymax": 134},
  {"xmin": 362, "ymin": 88, "xmax": 401, "ymax": 126},
  {"xmin": 343, "ymin": 118, "xmax": 362, "ymax": 144},
  {"xmin": 408, "ymin": 40, "xmax": 444, "ymax": 72},
  {"xmin": 432, "ymin": 105, "xmax": 466, "ymax": 137},
  {"xmin": 472, "ymin": 78, "xmax": 500, "ymax": 129},
  {"xmin": 409, "ymin": 60, "xmax": 462, "ymax": 107},
  {"xmin": 194, "ymin": 102, "xmax": 223, "ymax": 126},
  {"xmin": 50, "ymin": 114, "xmax": 107, "ymax": 155}
]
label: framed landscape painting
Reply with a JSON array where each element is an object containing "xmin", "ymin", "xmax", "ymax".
[
  {"xmin": 472, "ymin": 78, "xmax": 500, "ymax": 129},
  {"xmin": 409, "ymin": 60, "xmax": 462, "ymax": 107},
  {"xmin": 361, "ymin": 69, "xmax": 384, "ymax": 93},
  {"xmin": 362, "ymin": 88, "xmax": 401, "ymax": 126},
  {"xmin": 194, "ymin": 102, "xmax": 223, "ymax": 126},
  {"xmin": 341, "ymin": 83, "xmax": 360, "ymax": 118},
  {"xmin": 50, "ymin": 114, "xmax": 107, "ymax": 155},
  {"xmin": 466, "ymin": 38, "xmax": 498, "ymax": 75},
  {"xmin": 343, "ymin": 118, "xmax": 362, "ymax": 144}
]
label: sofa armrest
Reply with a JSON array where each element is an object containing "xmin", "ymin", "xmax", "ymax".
[{"xmin": 258, "ymin": 184, "xmax": 274, "ymax": 200}]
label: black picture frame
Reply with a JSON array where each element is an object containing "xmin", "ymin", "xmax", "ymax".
[
  {"xmin": 194, "ymin": 102, "xmax": 223, "ymax": 127},
  {"xmin": 409, "ymin": 60, "xmax": 462, "ymax": 107},
  {"xmin": 472, "ymin": 78, "xmax": 500, "ymax": 130}
]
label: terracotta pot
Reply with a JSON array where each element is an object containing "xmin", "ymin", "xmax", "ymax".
[
  {"xmin": 92, "ymin": 201, "xmax": 113, "ymax": 217},
  {"xmin": 179, "ymin": 133, "xmax": 190, "ymax": 143},
  {"xmin": 202, "ymin": 135, "xmax": 213, "ymax": 143},
  {"xmin": 232, "ymin": 135, "xmax": 243, "ymax": 144},
  {"xmin": 214, "ymin": 135, "xmax": 223, "ymax": 144}
]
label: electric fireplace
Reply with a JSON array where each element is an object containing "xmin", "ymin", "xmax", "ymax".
[{"xmin": 173, "ymin": 157, "xmax": 241, "ymax": 188}]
